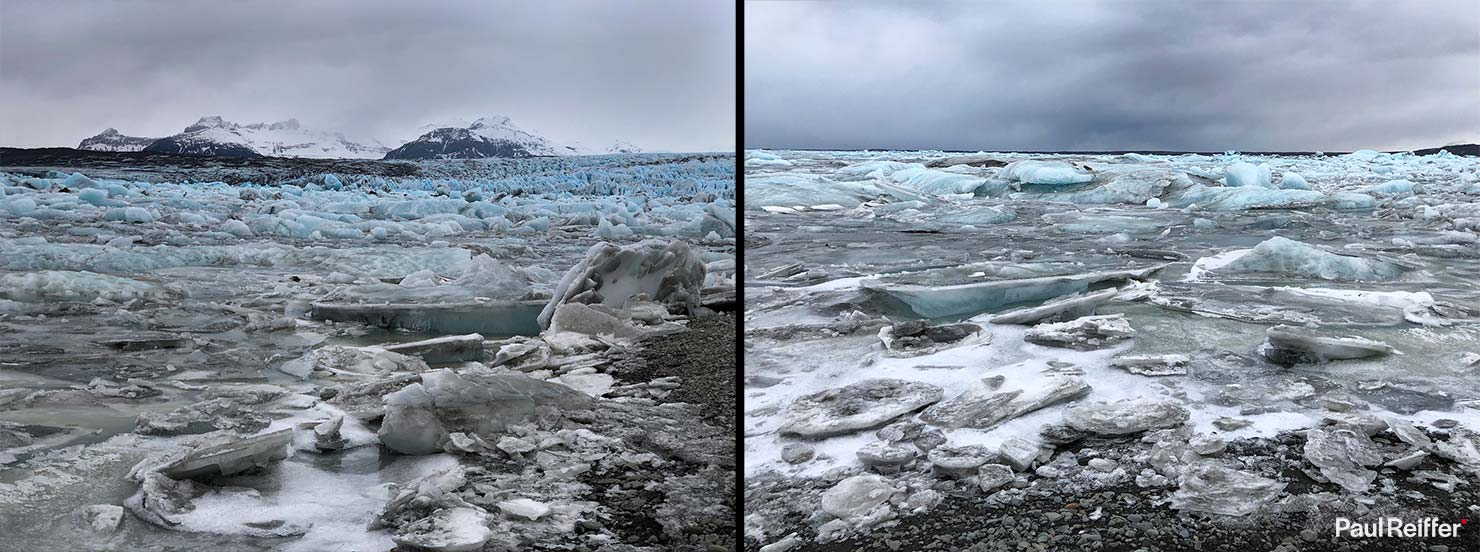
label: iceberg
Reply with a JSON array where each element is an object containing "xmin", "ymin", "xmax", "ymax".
[
  {"xmin": 537, "ymin": 239, "xmax": 705, "ymax": 329},
  {"xmin": 1222, "ymin": 162, "xmax": 1272, "ymax": 188},
  {"xmin": 888, "ymin": 167, "xmax": 994, "ymax": 196},
  {"xmin": 1206, "ymin": 236, "xmax": 1408, "ymax": 282},
  {"xmin": 999, "ymin": 160, "xmax": 1093, "ymax": 186}
]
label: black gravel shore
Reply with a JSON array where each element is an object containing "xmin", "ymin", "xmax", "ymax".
[
  {"xmin": 628, "ymin": 312, "xmax": 738, "ymax": 433},
  {"xmin": 747, "ymin": 431, "xmax": 1480, "ymax": 552}
]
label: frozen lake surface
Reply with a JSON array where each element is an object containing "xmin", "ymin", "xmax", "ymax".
[
  {"xmin": 0, "ymin": 152, "xmax": 736, "ymax": 551},
  {"xmin": 743, "ymin": 149, "xmax": 1480, "ymax": 548}
]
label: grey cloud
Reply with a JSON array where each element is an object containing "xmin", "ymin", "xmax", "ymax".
[
  {"xmin": 745, "ymin": 0, "xmax": 1479, "ymax": 152},
  {"xmin": 0, "ymin": 0, "xmax": 735, "ymax": 152}
]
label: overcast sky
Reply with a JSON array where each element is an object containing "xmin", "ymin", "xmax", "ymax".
[
  {"xmin": 746, "ymin": 0, "xmax": 1480, "ymax": 152},
  {"xmin": 0, "ymin": 1, "xmax": 735, "ymax": 151}
]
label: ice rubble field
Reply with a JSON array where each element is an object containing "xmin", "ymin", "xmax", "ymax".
[
  {"xmin": 0, "ymin": 153, "xmax": 735, "ymax": 551},
  {"xmin": 743, "ymin": 148, "xmax": 1480, "ymax": 542}
]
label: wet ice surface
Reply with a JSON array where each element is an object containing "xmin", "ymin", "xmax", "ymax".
[
  {"xmin": 742, "ymin": 149, "xmax": 1480, "ymax": 545},
  {"xmin": 0, "ymin": 153, "xmax": 736, "ymax": 551}
]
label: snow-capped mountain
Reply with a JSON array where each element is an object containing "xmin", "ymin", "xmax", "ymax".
[
  {"xmin": 384, "ymin": 116, "xmax": 565, "ymax": 160},
  {"xmin": 384, "ymin": 116, "xmax": 642, "ymax": 160},
  {"xmin": 77, "ymin": 128, "xmax": 157, "ymax": 152},
  {"xmin": 604, "ymin": 140, "xmax": 643, "ymax": 154},
  {"xmin": 141, "ymin": 116, "xmax": 390, "ymax": 159}
]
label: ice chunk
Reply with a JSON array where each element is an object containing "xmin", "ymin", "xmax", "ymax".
[
  {"xmin": 926, "ymin": 444, "xmax": 996, "ymax": 478},
  {"xmin": 745, "ymin": 150, "xmax": 794, "ymax": 168},
  {"xmin": 77, "ymin": 504, "xmax": 125, "ymax": 535},
  {"xmin": 378, "ymin": 370, "xmax": 593, "ymax": 455},
  {"xmin": 888, "ymin": 167, "xmax": 992, "ymax": 195},
  {"xmin": 1167, "ymin": 183, "xmax": 1329, "ymax": 211},
  {"xmin": 1364, "ymin": 179, "xmax": 1419, "ymax": 196},
  {"xmin": 856, "ymin": 442, "xmax": 916, "ymax": 473},
  {"xmin": 147, "ymin": 429, "xmax": 293, "ymax": 480},
  {"xmin": 496, "ymin": 498, "xmax": 550, "ymax": 521},
  {"xmin": 380, "ymin": 334, "xmax": 486, "ymax": 364},
  {"xmin": 996, "ymin": 437, "xmax": 1042, "ymax": 471},
  {"xmin": 219, "ymin": 219, "xmax": 253, "ymax": 237},
  {"xmin": 1030, "ymin": 169, "xmax": 1181, "ymax": 204},
  {"xmin": 989, "ymin": 288, "xmax": 1118, "ymax": 324},
  {"xmin": 933, "ymin": 206, "xmax": 1015, "ymax": 225},
  {"xmin": 1209, "ymin": 236, "xmax": 1408, "ymax": 281},
  {"xmin": 864, "ymin": 264, "xmax": 1162, "ymax": 319},
  {"xmin": 920, "ymin": 374, "xmax": 1089, "ymax": 429},
  {"xmin": 310, "ymin": 301, "xmax": 545, "ymax": 336},
  {"xmin": 1261, "ymin": 325, "xmax": 1395, "ymax": 365},
  {"xmin": 1063, "ymin": 398, "xmax": 1189, "ymax": 435},
  {"xmin": 547, "ymin": 302, "xmax": 647, "ymax": 340},
  {"xmin": 1109, "ymin": 354, "xmax": 1189, "ymax": 376},
  {"xmin": 6, "ymin": 196, "xmax": 37, "ymax": 215},
  {"xmin": 1222, "ymin": 162, "xmax": 1272, "ymax": 188},
  {"xmin": 1303, "ymin": 426, "xmax": 1382, "ymax": 493},
  {"xmin": 538, "ymin": 240, "xmax": 704, "ymax": 329},
  {"xmin": 1023, "ymin": 314, "xmax": 1134, "ymax": 350},
  {"xmin": 744, "ymin": 173, "xmax": 883, "ymax": 209},
  {"xmin": 1278, "ymin": 172, "xmax": 1311, "ymax": 190},
  {"xmin": 0, "ymin": 270, "xmax": 176, "ymax": 303},
  {"xmin": 392, "ymin": 507, "xmax": 494, "ymax": 552},
  {"xmin": 819, "ymin": 474, "xmax": 898, "ymax": 520},
  {"xmin": 1000, "ymin": 160, "xmax": 1093, "ymax": 186},
  {"xmin": 878, "ymin": 321, "xmax": 986, "ymax": 356},
  {"xmin": 1171, "ymin": 463, "xmax": 1286, "ymax": 516},
  {"xmin": 780, "ymin": 379, "xmax": 944, "ymax": 438},
  {"xmin": 278, "ymin": 345, "xmax": 430, "ymax": 379}
]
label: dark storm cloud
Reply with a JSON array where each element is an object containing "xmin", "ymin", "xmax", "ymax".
[
  {"xmin": 0, "ymin": 0, "xmax": 734, "ymax": 151},
  {"xmin": 745, "ymin": 0, "xmax": 1480, "ymax": 152}
]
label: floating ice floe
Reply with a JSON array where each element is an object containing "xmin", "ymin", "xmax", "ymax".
[{"xmin": 1260, "ymin": 325, "xmax": 1396, "ymax": 366}]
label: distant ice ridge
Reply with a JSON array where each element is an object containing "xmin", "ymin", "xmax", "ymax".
[
  {"xmin": 742, "ymin": 148, "xmax": 1476, "ymax": 215},
  {"xmin": 0, "ymin": 161, "xmax": 735, "ymax": 268}
]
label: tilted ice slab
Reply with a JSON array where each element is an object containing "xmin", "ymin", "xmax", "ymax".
[
  {"xmin": 864, "ymin": 262, "xmax": 1164, "ymax": 319},
  {"xmin": 1146, "ymin": 282, "xmax": 1434, "ymax": 326}
]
